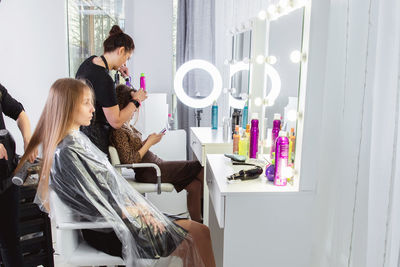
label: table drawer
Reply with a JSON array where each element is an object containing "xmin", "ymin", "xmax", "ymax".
[
  {"xmin": 206, "ymin": 161, "xmax": 225, "ymax": 228},
  {"xmin": 190, "ymin": 130, "xmax": 203, "ymax": 165}
]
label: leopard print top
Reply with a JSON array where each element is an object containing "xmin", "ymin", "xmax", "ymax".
[{"xmin": 109, "ymin": 124, "xmax": 143, "ymax": 163}]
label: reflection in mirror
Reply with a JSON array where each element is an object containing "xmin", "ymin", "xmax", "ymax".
[
  {"xmin": 264, "ymin": 7, "xmax": 304, "ymax": 133},
  {"xmin": 230, "ymin": 30, "xmax": 252, "ymax": 106},
  {"xmin": 233, "ymin": 30, "xmax": 251, "ymax": 61}
]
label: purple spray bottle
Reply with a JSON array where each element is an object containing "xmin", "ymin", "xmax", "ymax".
[
  {"xmin": 274, "ymin": 131, "xmax": 289, "ymax": 186},
  {"xmin": 140, "ymin": 73, "xmax": 146, "ymax": 91},
  {"xmin": 249, "ymin": 115, "xmax": 259, "ymax": 159},
  {"xmin": 270, "ymin": 113, "xmax": 281, "ymax": 159}
]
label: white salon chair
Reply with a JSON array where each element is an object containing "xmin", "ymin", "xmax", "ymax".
[
  {"xmin": 109, "ymin": 146, "xmax": 174, "ymax": 194},
  {"xmin": 49, "ymin": 189, "xmax": 125, "ymax": 266},
  {"xmin": 50, "ymin": 190, "xmax": 183, "ymax": 267}
]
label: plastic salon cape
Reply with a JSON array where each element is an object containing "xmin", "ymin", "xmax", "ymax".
[{"xmin": 45, "ymin": 130, "xmax": 204, "ymax": 267}]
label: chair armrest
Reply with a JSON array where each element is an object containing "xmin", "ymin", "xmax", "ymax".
[
  {"xmin": 56, "ymin": 221, "xmax": 112, "ymax": 230},
  {"xmin": 114, "ymin": 163, "xmax": 162, "ymax": 194},
  {"xmin": 114, "ymin": 163, "xmax": 161, "ymax": 176}
]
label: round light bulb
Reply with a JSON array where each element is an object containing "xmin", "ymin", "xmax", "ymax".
[
  {"xmin": 258, "ymin": 10, "xmax": 267, "ymax": 20},
  {"xmin": 287, "ymin": 109, "xmax": 297, "ymax": 121},
  {"xmin": 256, "ymin": 55, "xmax": 265, "ymax": 64},
  {"xmin": 290, "ymin": 50, "xmax": 302, "ymax": 63},
  {"xmin": 267, "ymin": 55, "xmax": 277, "ymax": 65},
  {"xmin": 254, "ymin": 97, "xmax": 263, "ymax": 106}
]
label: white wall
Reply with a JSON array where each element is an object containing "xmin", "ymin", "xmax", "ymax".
[
  {"xmin": 124, "ymin": 0, "xmax": 173, "ymax": 99},
  {"xmin": 0, "ymin": 0, "xmax": 68, "ymax": 154}
]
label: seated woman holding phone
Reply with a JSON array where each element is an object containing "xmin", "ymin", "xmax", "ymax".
[{"xmin": 110, "ymin": 85, "xmax": 204, "ymax": 223}]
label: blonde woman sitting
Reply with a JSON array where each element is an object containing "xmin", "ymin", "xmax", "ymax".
[{"xmin": 17, "ymin": 78, "xmax": 215, "ymax": 267}]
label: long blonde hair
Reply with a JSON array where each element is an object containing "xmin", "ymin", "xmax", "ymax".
[{"xmin": 16, "ymin": 78, "xmax": 91, "ymax": 209}]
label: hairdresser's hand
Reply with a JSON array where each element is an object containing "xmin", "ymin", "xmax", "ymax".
[
  {"xmin": 118, "ymin": 65, "xmax": 129, "ymax": 78},
  {"xmin": 24, "ymin": 139, "xmax": 38, "ymax": 163},
  {"xmin": 131, "ymin": 89, "xmax": 147, "ymax": 103},
  {"xmin": 0, "ymin": 144, "xmax": 8, "ymax": 160},
  {"xmin": 146, "ymin": 133, "xmax": 163, "ymax": 146}
]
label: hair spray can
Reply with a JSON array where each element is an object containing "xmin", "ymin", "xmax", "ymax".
[
  {"xmin": 140, "ymin": 73, "xmax": 146, "ymax": 91},
  {"xmin": 242, "ymin": 104, "xmax": 248, "ymax": 129},
  {"xmin": 212, "ymin": 101, "xmax": 218, "ymax": 130},
  {"xmin": 249, "ymin": 119, "xmax": 259, "ymax": 159},
  {"xmin": 274, "ymin": 131, "xmax": 289, "ymax": 186}
]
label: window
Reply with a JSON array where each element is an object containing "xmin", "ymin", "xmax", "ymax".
[{"xmin": 67, "ymin": 0, "xmax": 125, "ymax": 76}]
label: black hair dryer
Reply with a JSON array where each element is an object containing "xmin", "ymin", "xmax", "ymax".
[
  {"xmin": 12, "ymin": 161, "xmax": 40, "ymax": 186},
  {"xmin": 227, "ymin": 166, "xmax": 263, "ymax": 181}
]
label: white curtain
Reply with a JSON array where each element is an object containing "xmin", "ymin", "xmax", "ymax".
[
  {"xmin": 310, "ymin": 0, "xmax": 400, "ymax": 266},
  {"xmin": 366, "ymin": 0, "xmax": 400, "ymax": 265}
]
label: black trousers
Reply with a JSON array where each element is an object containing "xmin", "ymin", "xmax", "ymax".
[{"xmin": 0, "ymin": 185, "xmax": 23, "ymax": 267}]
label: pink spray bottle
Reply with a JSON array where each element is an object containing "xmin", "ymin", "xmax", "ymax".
[
  {"xmin": 140, "ymin": 73, "xmax": 146, "ymax": 91},
  {"xmin": 274, "ymin": 131, "xmax": 289, "ymax": 186}
]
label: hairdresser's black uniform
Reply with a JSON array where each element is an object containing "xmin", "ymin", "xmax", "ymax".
[
  {"xmin": 0, "ymin": 84, "xmax": 24, "ymax": 267},
  {"xmin": 76, "ymin": 55, "xmax": 117, "ymax": 156}
]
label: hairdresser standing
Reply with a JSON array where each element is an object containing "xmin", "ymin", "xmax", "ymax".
[
  {"xmin": 0, "ymin": 83, "xmax": 36, "ymax": 267},
  {"xmin": 76, "ymin": 25, "xmax": 147, "ymax": 155}
]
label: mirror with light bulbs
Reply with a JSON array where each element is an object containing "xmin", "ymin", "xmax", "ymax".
[{"xmin": 245, "ymin": 0, "xmax": 311, "ymax": 187}]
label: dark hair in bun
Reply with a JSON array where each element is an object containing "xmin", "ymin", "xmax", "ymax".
[
  {"xmin": 115, "ymin": 84, "xmax": 134, "ymax": 109},
  {"xmin": 103, "ymin": 25, "xmax": 135, "ymax": 53}
]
